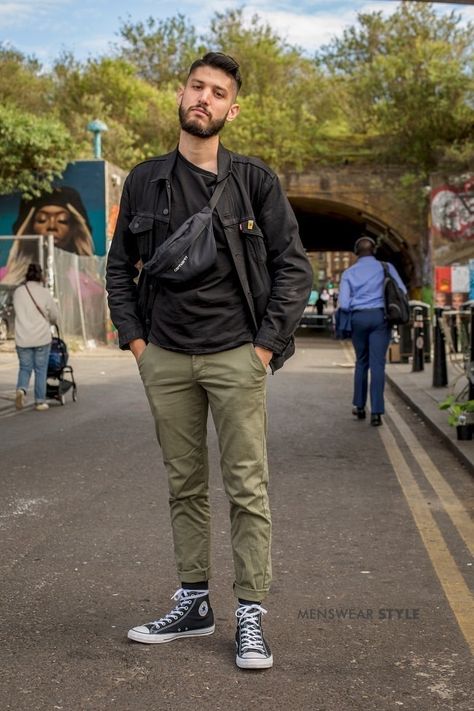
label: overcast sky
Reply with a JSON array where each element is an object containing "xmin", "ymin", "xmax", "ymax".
[{"xmin": 1, "ymin": 0, "xmax": 473, "ymax": 65}]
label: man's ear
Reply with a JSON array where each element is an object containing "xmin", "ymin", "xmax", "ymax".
[
  {"xmin": 226, "ymin": 103, "xmax": 240, "ymax": 123},
  {"xmin": 176, "ymin": 85, "xmax": 184, "ymax": 105}
]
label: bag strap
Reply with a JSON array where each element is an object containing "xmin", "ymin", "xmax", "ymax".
[
  {"xmin": 208, "ymin": 176, "xmax": 229, "ymax": 211},
  {"xmin": 25, "ymin": 283, "xmax": 48, "ymax": 322},
  {"xmin": 381, "ymin": 261, "xmax": 390, "ymax": 277}
]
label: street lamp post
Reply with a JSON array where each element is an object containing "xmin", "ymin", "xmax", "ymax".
[{"xmin": 86, "ymin": 119, "xmax": 108, "ymax": 159}]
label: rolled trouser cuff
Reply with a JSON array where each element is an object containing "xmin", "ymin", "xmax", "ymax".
[
  {"xmin": 233, "ymin": 582, "xmax": 270, "ymax": 602},
  {"xmin": 177, "ymin": 567, "xmax": 212, "ymax": 583}
]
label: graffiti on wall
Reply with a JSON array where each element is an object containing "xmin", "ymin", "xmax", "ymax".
[
  {"xmin": 0, "ymin": 161, "xmax": 106, "ymax": 284},
  {"xmin": 431, "ymin": 177, "xmax": 474, "ymax": 242},
  {"xmin": 434, "ymin": 265, "xmax": 471, "ymax": 308}
]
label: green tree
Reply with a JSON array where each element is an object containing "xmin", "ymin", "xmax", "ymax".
[
  {"xmin": 317, "ymin": 1, "xmax": 474, "ymax": 172},
  {"xmin": 110, "ymin": 9, "xmax": 340, "ymax": 172},
  {"xmin": 116, "ymin": 14, "xmax": 202, "ymax": 86},
  {"xmin": 0, "ymin": 45, "xmax": 53, "ymax": 115},
  {"xmin": 0, "ymin": 104, "xmax": 72, "ymax": 198},
  {"xmin": 203, "ymin": 9, "xmax": 338, "ymax": 172},
  {"xmin": 52, "ymin": 54, "xmax": 179, "ymax": 167}
]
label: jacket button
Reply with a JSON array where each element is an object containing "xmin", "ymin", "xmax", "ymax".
[{"xmin": 163, "ymin": 208, "xmax": 169, "ymax": 215}]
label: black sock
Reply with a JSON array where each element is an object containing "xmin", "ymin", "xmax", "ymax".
[
  {"xmin": 238, "ymin": 598, "xmax": 261, "ymax": 606},
  {"xmin": 181, "ymin": 581, "xmax": 208, "ymax": 591}
]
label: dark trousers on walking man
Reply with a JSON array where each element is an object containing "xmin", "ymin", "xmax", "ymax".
[{"xmin": 351, "ymin": 308, "xmax": 391, "ymax": 416}]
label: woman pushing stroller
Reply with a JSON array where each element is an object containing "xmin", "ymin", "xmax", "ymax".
[{"xmin": 13, "ymin": 263, "xmax": 58, "ymax": 411}]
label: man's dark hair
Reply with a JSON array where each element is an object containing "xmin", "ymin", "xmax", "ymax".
[
  {"xmin": 354, "ymin": 236, "xmax": 376, "ymax": 257},
  {"xmin": 187, "ymin": 52, "xmax": 242, "ymax": 95},
  {"xmin": 25, "ymin": 262, "xmax": 43, "ymax": 282}
]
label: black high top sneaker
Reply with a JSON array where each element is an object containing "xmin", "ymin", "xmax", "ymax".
[
  {"xmin": 127, "ymin": 588, "xmax": 214, "ymax": 644},
  {"xmin": 235, "ymin": 604, "xmax": 273, "ymax": 669}
]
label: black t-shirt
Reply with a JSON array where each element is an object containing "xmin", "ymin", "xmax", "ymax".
[{"xmin": 149, "ymin": 152, "xmax": 253, "ymax": 354}]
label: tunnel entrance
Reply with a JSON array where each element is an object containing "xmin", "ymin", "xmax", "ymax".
[{"xmin": 289, "ymin": 196, "xmax": 414, "ymax": 287}]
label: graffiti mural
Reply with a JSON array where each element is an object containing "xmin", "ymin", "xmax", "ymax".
[
  {"xmin": 431, "ymin": 177, "xmax": 474, "ymax": 242},
  {"xmin": 0, "ymin": 161, "xmax": 106, "ymax": 284}
]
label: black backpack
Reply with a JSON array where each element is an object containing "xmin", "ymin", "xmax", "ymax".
[{"xmin": 382, "ymin": 262, "xmax": 409, "ymax": 326}]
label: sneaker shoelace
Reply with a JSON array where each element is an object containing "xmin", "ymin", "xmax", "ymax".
[
  {"xmin": 150, "ymin": 588, "xmax": 208, "ymax": 631},
  {"xmin": 235, "ymin": 604, "xmax": 268, "ymax": 653}
]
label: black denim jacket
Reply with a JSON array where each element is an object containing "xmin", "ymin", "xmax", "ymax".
[{"xmin": 106, "ymin": 144, "xmax": 313, "ymax": 371}]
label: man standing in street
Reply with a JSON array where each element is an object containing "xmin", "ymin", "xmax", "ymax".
[{"xmin": 106, "ymin": 52, "xmax": 312, "ymax": 669}]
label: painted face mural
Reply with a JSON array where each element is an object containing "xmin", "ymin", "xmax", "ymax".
[{"xmin": 1, "ymin": 187, "xmax": 94, "ymax": 285}]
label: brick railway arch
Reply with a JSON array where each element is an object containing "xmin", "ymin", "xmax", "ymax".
[{"xmin": 280, "ymin": 167, "xmax": 425, "ymax": 290}]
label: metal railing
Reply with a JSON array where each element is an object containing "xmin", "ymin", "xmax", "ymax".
[{"xmin": 439, "ymin": 304, "xmax": 474, "ymax": 399}]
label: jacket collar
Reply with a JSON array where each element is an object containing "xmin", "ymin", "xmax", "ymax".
[{"xmin": 150, "ymin": 142, "xmax": 232, "ymax": 183}]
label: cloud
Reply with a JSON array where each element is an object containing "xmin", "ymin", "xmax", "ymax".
[
  {"xmin": 240, "ymin": 2, "xmax": 396, "ymax": 53},
  {"xmin": 0, "ymin": 0, "xmax": 72, "ymax": 28},
  {"xmin": 227, "ymin": 1, "xmax": 473, "ymax": 54},
  {"xmin": 2, "ymin": 0, "xmax": 472, "ymax": 67}
]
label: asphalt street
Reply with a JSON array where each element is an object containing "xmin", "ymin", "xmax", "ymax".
[{"xmin": 0, "ymin": 334, "xmax": 473, "ymax": 711}]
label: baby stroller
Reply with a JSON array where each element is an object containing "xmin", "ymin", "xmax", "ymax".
[{"xmin": 46, "ymin": 326, "xmax": 77, "ymax": 405}]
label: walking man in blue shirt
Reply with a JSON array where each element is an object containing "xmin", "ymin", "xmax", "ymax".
[{"xmin": 338, "ymin": 236, "xmax": 407, "ymax": 426}]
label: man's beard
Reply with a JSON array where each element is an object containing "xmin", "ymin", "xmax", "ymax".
[{"xmin": 179, "ymin": 104, "xmax": 227, "ymax": 138}]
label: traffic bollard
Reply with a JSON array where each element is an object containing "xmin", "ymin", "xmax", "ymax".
[
  {"xmin": 432, "ymin": 307, "xmax": 448, "ymax": 387},
  {"xmin": 450, "ymin": 313, "xmax": 458, "ymax": 353},
  {"xmin": 412, "ymin": 306, "xmax": 424, "ymax": 372}
]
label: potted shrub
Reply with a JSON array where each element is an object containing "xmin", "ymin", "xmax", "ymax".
[{"xmin": 439, "ymin": 395, "xmax": 474, "ymax": 440}]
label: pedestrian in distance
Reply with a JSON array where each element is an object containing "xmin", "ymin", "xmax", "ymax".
[
  {"xmin": 106, "ymin": 52, "xmax": 313, "ymax": 670},
  {"xmin": 13, "ymin": 263, "xmax": 58, "ymax": 411},
  {"xmin": 320, "ymin": 287, "xmax": 330, "ymax": 306},
  {"xmin": 337, "ymin": 236, "xmax": 407, "ymax": 426},
  {"xmin": 316, "ymin": 296, "xmax": 325, "ymax": 315}
]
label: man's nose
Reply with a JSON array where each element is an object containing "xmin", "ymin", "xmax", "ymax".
[{"xmin": 199, "ymin": 88, "xmax": 211, "ymax": 104}]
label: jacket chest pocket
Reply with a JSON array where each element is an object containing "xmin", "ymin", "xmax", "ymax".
[
  {"xmin": 129, "ymin": 214, "xmax": 166, "ymax": 262},
  {"xmin": 239, "ymin": 220, "xmax": 271, "ymax": 299},
  {"xmin": 240, "ymin": 220, "xmax": 267, "ymax": 264}
]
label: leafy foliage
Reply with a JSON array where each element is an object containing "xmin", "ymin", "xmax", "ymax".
[
  {"xmin": 316, "ymin": 2, "xmax": 474, "ymax": 173},
  {"xmin": 0, "ymin": 3, "xmax": 473, "ymax": 195},
  {"xmin": 117, "ymin": 14, "xmax": 202, "ymax": 87},
  {"xmin": 0, "ymin": 104, "xmax": 71, "ymax": 198},
  {"xmin": 439, "ymin": 395, "xmax": 474, "ymax": 426},
  {"xmin": 52, "ymin": 54, "xmax": 181, "ymax": 166},
  {"xmin": 0, "ymin": 46, "xmax": 53, "ymax": 115}
]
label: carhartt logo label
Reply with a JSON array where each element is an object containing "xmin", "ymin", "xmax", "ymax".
[
  {"xmin": 174, "ymin": 255, "xmax": 188, "ymax": 272},
  {"xmin": 198, "ymin": 601, "xmax": 208, "ymax": 617}
]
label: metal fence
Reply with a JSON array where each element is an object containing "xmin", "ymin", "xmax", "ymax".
[{"xmin": 0, "ymin": 234, "xmax": 108, "ymax": 347}]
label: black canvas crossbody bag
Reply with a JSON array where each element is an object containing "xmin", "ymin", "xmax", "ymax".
[{"xmin": 143, "ymin": 176, "xmax": 228, "ymax": 285}]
